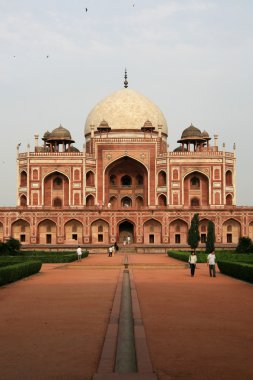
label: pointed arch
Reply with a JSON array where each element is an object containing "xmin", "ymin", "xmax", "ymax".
[
  {"xmin": 169, "ymin": 218, "xmax": 188, "ymax": 244},
  {"xmin": 158, "ymin": 194, "xmax": 167, "ymax": 207},
  {"xmin": 158, "ymin": 170, "xmax": 166, "ymax": 186},
  {"xmin": 143, "ymin": 219, "xmax": 162, "ymax": 244},
  {"xmin": 86, "ymin": 194, "xmax": 95, "ymax": 207},
  {"xmin": 11, "ymin": 219, "xmax": 30, "ymax": 244},
  {"xmin": 226, "ymin": 194, "xmax": 233, "ymax": 205},
  {"xmin": 20, "ymin": 194, "xmax": 27, "ymax": 207},
  {"xmin": 91, "ymin": 219, "xmax": 109, "ymax": 244},
  {"xmin": 64, "ymin": 219, "xmax": 83, "ymax": 244},
  {"xmin": 226, "ymin": 170, "xmax": 233, "ymax": 186},
  {"xmin": 43, "ymin": 171, "xmax": 69, "ymax": 207},
  {"xmin": 105, "ymin": 156, "xmax": 148, "ymax": 208},
  {"xmin": 20, "ymin": 171, "xmax": 27, "ymax": 187},
  {"xmin": 183, "ymin": 170, "xmax": 209, "ymax": 207},
  {"xmin": 38, "ymin": 219, "xmax": 57, "ymax": 244},
  {"xmin": 222, "ymin": 218, "xmax": 241, "ymax": 244},
  {"xmin": 118, "ymin": 219, "xmax": 135, "ymax": 244},
  {"xmin": 86, "ymin": 171, "xmax": 95, "ymax": 186}
]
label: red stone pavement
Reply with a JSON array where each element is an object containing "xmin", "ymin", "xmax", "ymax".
[{"xmin": 0, "ymin": 253, "xmax": 253, "ymax": 380}]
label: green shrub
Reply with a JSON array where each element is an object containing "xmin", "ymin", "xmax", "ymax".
[
  {"xmin": 236, "ymin": 237, "xmax": 253, "ymax": 253},
  {"xmin": 0, "ymin": 261, "xmax": 42, "ymax": 286},
  {"xmin": 19, "ymin": 250, "xmax": 89, "ymax": 263},
  {"xmin": 217, "ymin": 261, "xmax": 253, "ymax": 283}
]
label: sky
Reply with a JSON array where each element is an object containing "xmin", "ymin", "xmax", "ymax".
[{"xmin": 0, "ymin": 0, "xmax": 252, "ymax": 206}]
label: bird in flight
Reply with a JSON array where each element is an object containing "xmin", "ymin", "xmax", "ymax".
[
  {"xmin": 46, "ymin": 55, "xmax": 49, "ymax": 58},
  {"xmin": 85, "ymin": 7, "xmax": 88, "ymax": 12}
]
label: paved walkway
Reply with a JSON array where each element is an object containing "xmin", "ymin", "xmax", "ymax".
[{"xmin": 0, "ymin": 253, "xmax": 253, "ymax": 380}]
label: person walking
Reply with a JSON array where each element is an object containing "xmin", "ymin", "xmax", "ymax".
[
  {"xmin": 76, "ymin": 245, "xmax": 82, "ymax": 261},
  {"xmin": 108, "ymin": 245, "xmax": 113, "ymax": 257},
  {"xmin": 188, "ymin": 251, "xmax": 197, "ymax": 277},
  {"xmin": 207, "ymin": 250, "xmax": 216, "ymax": 277}
]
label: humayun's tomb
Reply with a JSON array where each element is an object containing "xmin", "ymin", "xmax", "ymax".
[{"xmin": 1, "ymin": 73, "xmax": 253, "ymax": 252}]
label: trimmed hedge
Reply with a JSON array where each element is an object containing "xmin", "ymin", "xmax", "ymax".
[
  {"xmin": 217, "ymin": 261, "xmax": 253, "ymax": 283},
  {"xmin": 0, "ymin": 261, "xmax": 42, "ymax": 286},
  {"xmin": 16, "ymin": 250, "xmax": 89, "ymax": 263},
  {"xmin": 168, "ymin": 251, "xmax": 208, "ymax": 263}
]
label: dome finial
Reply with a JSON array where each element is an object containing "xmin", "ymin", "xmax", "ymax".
[{"xmin": 124, "ymin": 68, "xmax": 128, "ymax": 88}]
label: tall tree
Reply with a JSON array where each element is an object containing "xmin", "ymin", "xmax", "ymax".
[
  {"xmin": 187, "ymin": 213, "xmax": 200, "ymax": 253},
  {"xmin": 205, "ymin": 220, "xmax": 215, "ymax": 253}
]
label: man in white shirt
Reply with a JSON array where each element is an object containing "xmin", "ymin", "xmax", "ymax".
[
  {"xmin": 76, "ymin": 246, "xmax": 82, "ymax": 261},
  {"xmin": 207, "ymin": 251, "xmax": 216, "ymax": 277}
]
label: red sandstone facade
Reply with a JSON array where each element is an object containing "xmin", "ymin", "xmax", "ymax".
[{"xmin": 0, "ymin": 82, "xmax": 253, "ymax": 250}]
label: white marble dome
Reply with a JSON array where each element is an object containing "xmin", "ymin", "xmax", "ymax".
[{"xmin": 84, "ymin": 88, "xmax": 168, "ymax": 135}]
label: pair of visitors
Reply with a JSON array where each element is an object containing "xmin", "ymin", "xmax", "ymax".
[
  {"xmin": 76, "ymin": 246, "xmax": 82, "ymax": 261},
  {"xmin": 188, "ymin": 251, "xmax": 216, "ymax": 277}
]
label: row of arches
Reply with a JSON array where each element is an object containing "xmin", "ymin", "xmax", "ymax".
[
  {"xmin": 19, "ymin": 168, "xmax": 234, "ymax": 188},
  {"xmin": 0, "ymin": 217, "xmax": 250, "ymax": 245}
]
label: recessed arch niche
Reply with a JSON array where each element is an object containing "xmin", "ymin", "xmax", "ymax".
[{"xmin": 105, "ymin": 156, "xmax": 148, "ymax": 208}]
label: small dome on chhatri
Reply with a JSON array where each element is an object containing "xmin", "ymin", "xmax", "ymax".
[
  {"xmin": 98, "ymin": 120, "xmax": 110, "ymax": 128},
  {"xmin": 48, "ymin": 124, "xmax": 72, "ymax": 140},
  {"xmin": 201, "ymin": 130, "xmax": 211, "ymax": 140},
  {"xmin": 181, "ymin": 124, "xmax": 202, "ymax": 139},
  {"xmin": 42, "ymin": 130, "xmax": 51, "ymax": 140},
  {"xmin": 142, "ymin": 120, "xmax": 154, "ymax": 129}
]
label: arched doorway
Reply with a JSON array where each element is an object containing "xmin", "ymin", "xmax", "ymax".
[{"xmin": 118, "ymin": 221, "xmax": 134, "ymax": 244}]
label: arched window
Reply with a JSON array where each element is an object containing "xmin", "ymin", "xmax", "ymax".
[
  {"xmin": 20, "ymin": 171, "xmax": 27, "ymax": 187},
  {"xmin": 53, "ymin": 197, "xmax": 62, "ymax": 207},
  {"xmin": 136, "ymin": 196, "xmax": 143, "ymax": 208},
  {"xmin": 121, "ymin": 196, "xmax": 132, "ymax": 207},
  {"xmin": 191, "ymin": 197, "xmax": 200, "ymax": 206},
  {"xmin": 158, "ymin": 194, "xmax": 167, "ymax": 207},
  {"xmin": 20, "ymin": 195, "xmax": 27, "ymax": 207},
  {"xmin": 53, "ymin": 177, "xmax": 63, "ymax": 189},
  {"xmin": 226, "ymin": 171, "xmax": 233, "ymax": 186},
  {"xmin": 226, "ymin": 194, "xmax": 233, "ymax": 205},
  {"xmin": 121, "ymin": 175, "xmax": 132, "ymax": 186},
  {"xmin": 191, "ymin": 177, "xmax": 200, "ymax": 188},
  {"xmin": 86, "ymin": 194, "xmax": 95, "ymax": 206},
  {"xmin": 158, "ymin": 171, "xmax": 166, "ymax": 186}
]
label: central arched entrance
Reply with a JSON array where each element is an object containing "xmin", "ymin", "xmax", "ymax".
[
  {"xmin": 105, "ymin": 156, "xmax": 148, "ymax": 208},
  {"xmin": 118, "ymin": 220, "xmax": 134, "ymax": 244}
]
